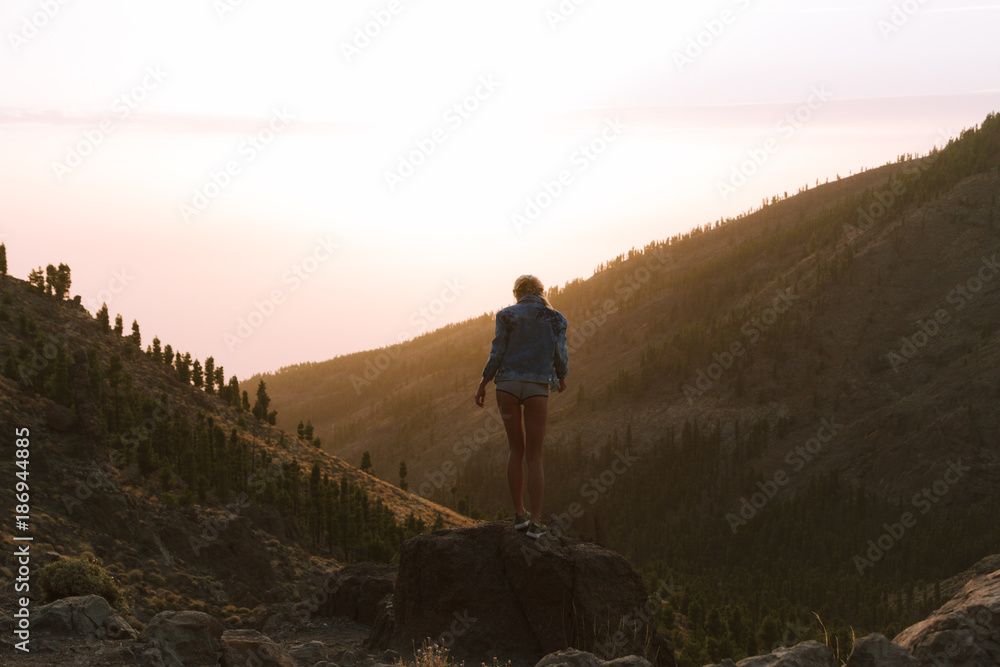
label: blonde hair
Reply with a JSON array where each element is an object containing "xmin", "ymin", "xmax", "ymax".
[{"xmin": 513, "ymin": 274, "xmax": 551, "ymax": 307}]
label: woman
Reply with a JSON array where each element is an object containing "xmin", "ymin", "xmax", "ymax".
[{"xmin": 475, "ymin": 275, "xmax": 568, "ymax": 539}]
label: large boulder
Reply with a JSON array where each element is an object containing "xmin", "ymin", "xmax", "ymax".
[
  {"xmin": 137, "ymin": 610, "xmax": 224, "ymax": 667},
  {"xmin": 31, "ymin": 594, "xmax": 137, "ymax": 640},
  {"xmin": 367, "ymin": 522, "xmax": 674, "ymax": 667},
  {"xmin": 845, "ymin": 633, "xmax": 917, "ymax": 666},
  {"xmin": 316, "ymin": 562, "xmax": 397, "ymax": 625},
  {"xmin": 894, "ymin": 567, "xmax": 1000, "ymax": 666},
  {"xmin": 705, "ymin": 641, "xmax": 834, "ymax": 666}
]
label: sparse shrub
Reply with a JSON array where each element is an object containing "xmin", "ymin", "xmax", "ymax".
[
  {"xmin": 145, "ymin": 572, "xmax": 166, "ymax": 587},
  {"xmin": 37, "ymin": 557, "xmax": 123, "ymax": 608}
]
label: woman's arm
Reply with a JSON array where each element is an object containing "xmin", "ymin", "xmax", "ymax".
[{"xmin": 477, "ymin": 312, "xmax": 509, "ymax": 407}]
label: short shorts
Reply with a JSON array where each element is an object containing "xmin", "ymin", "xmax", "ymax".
[{"xmin": 495, "ymin": 380, "xmax": 549, "ymax": 403}]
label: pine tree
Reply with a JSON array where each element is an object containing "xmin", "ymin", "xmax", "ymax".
[
  {"xmin": 114, "ymin": 314, "xmax": 124, "ymax": 336},
  {"xmin": 204, "ymin": 357, "xmax": 215, "ymax": 394},
  {"xmin": 192, "ymin": 359, "xmax": 203, "ymax": 388},
  {"xmin": 107, "ymin": 353, "xmax": 123, "ymax": 431},
  {"xmin": 130, "ymin": 320, "xmax": 141, "ymax": 348},
  {"xmin": 399, "ymin": 460, "xmax": 408, "ymax": 491},
  {"xmin": 163, "ymin": 344, "xmax": 174, "ymax": 366},
  {"xmin": 96, "ymin": 304, "xmax": 110, "ymax": 331},
  {"xmin": 304, "ymin": 420, "xmax": 314, "ymax": 441},
  {"xmin": 54, "ymin": 263, "xmax": 71, "ymax": 299},
  {"xmin": 151, "ymin": 336, "xmax": 162, "ymax": 362},
  {"xmin": 44, "ymin": 264, "xmax": 57, "ymax": 296},
  {"xmin": 0, "ymin": 243, "xmax": 6, "ymax": 286},
  {"xmin": 28, "ymin": 267, "xmax": 44, "ymax": 291},
  {"xmin": 252, "ymin": 380, "xmax": 272, "ymax": 421},
  {"xmin": 361, "ymin": 451, "xmax": 372, "ymax": 474},
  {"xmin": 297, "ymin": 421, "xmax": 305, "ymax": 440}
]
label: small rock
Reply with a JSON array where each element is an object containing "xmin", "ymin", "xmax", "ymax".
[
  {"xmin": 221, "ymin": 628, "xmax": 297, "ymax": 667},
  {"xmin": 44, "ymin": 400, "xmax": 77, "ymax": 431},
  {"xmin": 704, "ymin": 640, "xmax": 835, "ymax": 666},
  {"xmin": 138, "ymin": 609, "xmax": 224, "ymax": 667},
  {"xmin": 846, "ymin": 633, "xmax": 917, "ymax": 667},
  {"xmin": 290, "ymin": 639, "xmax": 329, "ymax": 665},
  {"xmin": 32, "ymin": 595, "xmax": 138, "ymax": 641}
]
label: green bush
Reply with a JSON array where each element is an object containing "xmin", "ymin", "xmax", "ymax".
[{"xmin": 37, "ymin": 557, "xmax": 123, "ymax": 608}]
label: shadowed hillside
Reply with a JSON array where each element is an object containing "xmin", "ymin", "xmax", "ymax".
[
  {"xmin": 0, "ymin": 268, "xmax": 470, "ymax": 632},
  {"xmin": 256, "ymin": 113, "xmax": 1000, "ymax": 664}
]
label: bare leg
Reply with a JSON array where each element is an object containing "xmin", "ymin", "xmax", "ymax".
[
  {"xmin": 496, "ymin": 391, "xmax": 526, "ymax": 515},
  {"xmin": 522, "ymin": 395, "xmax": 548, "ymax": 524}
]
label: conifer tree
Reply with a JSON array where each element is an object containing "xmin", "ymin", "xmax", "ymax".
[
  {"xmin": 28, "ymin": 267, "xmax": 44, "ymax": 291},
  {"xmin": 204, "ymin": 357, "xmax": 215, "ymax": 394},
  {"xmin": 114, "ymin": 314, "xmax": 124, "ymax": 336},
  {"xmin": 399, "ymin": 460, "xmax": 408, "ymax": 491},
  {"xmin": 361, "ymin": 451, "xmax": 372, "ymax": 474},
  {"xmin": 151, "ymin": 336, "xmax": 162, "ymax": 363},
  {"xmin": 130, "ymin": 320, "xmax": 141, "ymax": 348},
  {"xmin": 96, "ymin": 304, "xmax": 110, "ymax": 331},
  {"xmin": 192, "ymin": 359, "xmax": 203, "ymax": 388},
  {"xmin": 44, "ymin": 264, "xmax": 56, "ymax": 296},
  {"xmin": 252, "ymin": 379, "xmax": 271, "ymax": 421},
  {"xmin": 54, "ymin": 263, "xmax": 71, "ymax": 299},
  {"xmin": 0, "ymin": 243, "xmax": 7, "ymax": 286}
]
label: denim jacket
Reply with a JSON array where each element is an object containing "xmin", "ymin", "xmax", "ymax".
[{"xmin": 482, "ymin": 294, "xmax": 568, "ymax": 390}]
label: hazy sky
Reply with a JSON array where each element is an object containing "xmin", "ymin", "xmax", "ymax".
[{"xmin": 2, "ymin": 0, "xmax": 999, "ymax": 379}]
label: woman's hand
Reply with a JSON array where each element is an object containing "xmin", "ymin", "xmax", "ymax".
[
  {"xmin": 475, "ymin": 379, "xmax": 488, "ymax": 407},
  {"xmin": 558, "ymin": 378, "xmax": 567, "ymax": 393}
]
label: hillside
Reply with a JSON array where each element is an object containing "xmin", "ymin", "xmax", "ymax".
[
  {"xmin": 255, "ymin": 113, "xmax": 1000, "ymax": 663},
  {"xmin": 0, "ymin": 269, "xmax": 470, "ymax": 633}
]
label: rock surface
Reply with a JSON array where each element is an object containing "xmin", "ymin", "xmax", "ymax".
[
  {"xmin": 894, "ymin": 567, "xmax": 1000, "ymax": 666},
  {"xmin": 537, "ymin": 648, "xmax": 653, "ymax": 667},
  {"xmin": 367, "ymin": 521, "xmax": 675, "ymax": 667},
  {"xmin": 845, "ymin": 633, "xmax": 917, "ymax": 666},
  {"xmin": 704, "ymin": 640, "xmax": 834, "ymax": 666},
  {"xmin": 317, "ymin": 562, "xmax": 397, "ymax": 626},
  {"xmin": 137, "ymin": 610, "xmax": 224, "ymax": 667},
  {"xmin": 32, "ymin": 594, "xmax": 137, "ymax": 640},
  {"xmin": 221, "ymin": 628, "xmax": 298, "ymax": 667}
]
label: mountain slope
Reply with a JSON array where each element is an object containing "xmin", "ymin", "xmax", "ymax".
[
  {"xmin": 255, "ymin": 112, "xmax": 1000, "ymax": 660},
  {"xmin": 0, "ymin": 270, "xmax": 470, "ymax": 629}
]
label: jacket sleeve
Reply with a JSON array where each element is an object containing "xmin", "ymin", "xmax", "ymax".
[
  {"xmin": 482, "ymin": 311, "xmax": 509, "ymax": 381},
  {"xmin": 553, "ymin": 315, "xmax": 569, "ymax": 379}
]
